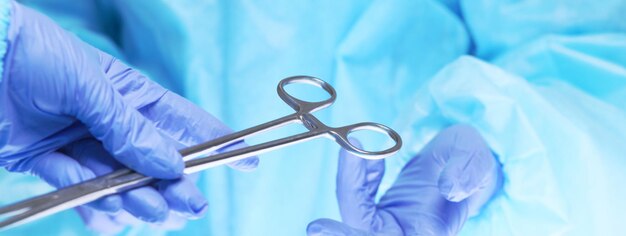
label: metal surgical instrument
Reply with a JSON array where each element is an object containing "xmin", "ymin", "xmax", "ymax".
[{"xmin": 0, "ymin": 76, "xmax": 402, "ymax": 230}]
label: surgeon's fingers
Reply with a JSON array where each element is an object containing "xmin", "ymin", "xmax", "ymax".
[
  {"xmin": 121, "ymin": 186, "xmax": 170, "ymax": 223},
  {"xmin": 65, "ymin": 139, "xmax": 174, "ymax": 223},
  {"xmin": 307, "ymin": 218, "xmax": 369, "ymax": 236},
  {"xmin": 7, "ymin": 151, "xmax": 122, "ymax": 213},
  {"xmin": 155, "ymin": 176, "xmax": 208, "ymax": 218},
  {"xmin": 336, "ymin": 139, "xmax": 386, "ymax": 230},
  {"xmin": 62, "ymin": 139, "xmax": 131, "ymax": 213},
  {"xmin": 434, "ymin": 125, "xmax": 499, "ymax": 202},
  {"xmin": 137, "ymin": 91, "xmax": 259, "ymax": 170}
]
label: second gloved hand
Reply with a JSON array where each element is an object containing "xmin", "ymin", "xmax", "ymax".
[{"xmin": 308, "ymin": 125, "xmax": 502, "ymax": 235}]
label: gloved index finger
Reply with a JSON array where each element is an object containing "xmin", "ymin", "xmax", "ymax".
[{"xmin": 336, "ymin": 139, "xmax": 386, "ymax": 230}]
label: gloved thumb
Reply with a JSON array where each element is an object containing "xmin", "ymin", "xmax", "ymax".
[
  {"xmin": 436, "ymin": 125, "xmax": 500, "ymax": 203},
  {"xmin": 336, "ymin": 139, "xmax": 385, "ymax": 230},
  {"xmin": 307, "ymin": 218, "xmax": 369, "ymax": 236},
  {"xmin": 71, "ymin": 54, "xmax": 183, "ymax": 179}
]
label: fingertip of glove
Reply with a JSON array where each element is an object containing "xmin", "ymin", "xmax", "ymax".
[
  {"xmin": 123, "ymin": 187, "xmax": 170, "ymax": 223},
  {"xmin": 146, "ymin": 147, "xmax": 185, "ymax": 179},
  {"xmin": 307, "ymin": 219, "xmax": 357, "ymax": 236},
  {"xmin": 306, "ymin": 219, "xmax": 328, "ymax": 235},
  {"xmin": 187, "ymin": 195, "xmax": 208, "ymax": 218},
  {"xmin": 307, "ymin": 225, "xmax": 323, "ymax": 235},
  {"xmin": 134, "ymin": 202, "xmax": 169, "ymax": 223},
  {"xmin": 438, "ymin": 174, "xmax": 469, "ymax": 202},
  {"xmin": 165, "ymin": 147, "xmax": 185, "ymax": 177}
]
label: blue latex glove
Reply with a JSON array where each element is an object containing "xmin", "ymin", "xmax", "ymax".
[
  {"xmin": 308, "ymin": 125, "xmax": 502, "ymax": 235},
  {"xmin": 0, "ymin": 1, "xmax": 258, "ymax": 225}
]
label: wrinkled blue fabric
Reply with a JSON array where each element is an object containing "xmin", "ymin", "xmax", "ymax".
[
  {"xmin": 400, "ymin": 55, "xmax": 626, "ymax": 235},
  {"xmin": 1, "ymin": 0, "xmax": 625, "ymax": 235},
  {"xmin": 494, "ymin": 33, "xmax": 626, "ymax": 109},
  {"xmin": 459, "ymin": 0, "xmax": 626, "ymax": 58}
]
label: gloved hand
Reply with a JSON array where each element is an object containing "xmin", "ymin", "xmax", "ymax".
[
  {"xmin": 307, "ymin": 125, "xmax": 502, "ymax": 235},
  {"xmin": 0, "ymin": 0, "xmax": 258, "ymax": 228}
]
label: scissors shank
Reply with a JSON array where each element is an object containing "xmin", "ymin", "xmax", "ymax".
[
  {"xmin": 0, "ymin": 113, "xmax": 314, "ymax": 229},
  {"xmin": 185, "ymin": 129, "xmax": 328, "ymax": 174},
  {"xmin": 180, "ymin": 114, "xmax": 299, "ymax": 161},
  {"xmin": 0, "ymin": 114, "xmax": 308, "ymax": 229}
]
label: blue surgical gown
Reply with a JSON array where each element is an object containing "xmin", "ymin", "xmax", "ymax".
[{"xmin": 2, "ymin": 0, "xmax": 626, "ymax": 235}]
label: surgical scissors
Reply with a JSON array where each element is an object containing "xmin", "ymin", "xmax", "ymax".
[{"xmin": 0, "ymin": 76, "xmax": 402, "ymax": 230}]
